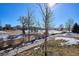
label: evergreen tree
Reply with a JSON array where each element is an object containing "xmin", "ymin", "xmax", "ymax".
[
  {"xmin": 72, "ymin": 23, "xmax": 79, "ymax": 33},
  {"xmin": 0, "ymin": 26, "xmax": 2, "ymax": 30}
]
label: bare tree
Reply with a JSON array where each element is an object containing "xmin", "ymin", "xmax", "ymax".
[
  {"xmin": 59, "ymin": 24, "xmax": 64, "ymax": 31},
  {"xmin": 65, "ymin": 18, "xmax": 74, "ymax": 32},
  {"xmin": 18, "ymin": 16, "xmax": 26, "ymax": 35},
  {"xmin": 18, "ymin": 16, "xmax": 27, "ymax": 46},
  {"xmin": 18, "ymin": 8, "xmax": 34, "ymax": 42},
  {"xmin": 26, "ymin": 8, "xmax": 35, "ymax": 41},
  {"xmin": 38, "ymin": 3, "xmax": 54, "ymax": 56}
]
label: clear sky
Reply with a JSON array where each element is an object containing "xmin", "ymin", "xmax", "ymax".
[{"xmin": 0, "ymin": 3, "xmax": 79, "ymax": 27}]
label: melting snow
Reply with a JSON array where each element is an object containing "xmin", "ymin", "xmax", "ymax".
[
  {"xmin": 14, "ymin": 35, "xmax": 24, "ymax": 40},
  {"xmin": 55, "ymin": 37, "xmax": 79, "ymax": 45},
  {"xmin": 62, "ymin": 33, "xmax": 79, "ymax": 37}
]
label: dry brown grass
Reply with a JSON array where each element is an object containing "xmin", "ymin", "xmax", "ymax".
[
  {"xmin": 16, "ymin": 39, "xmax": 79, "ymax": 56},
  {"xmin": 5, "ymin": 30, "xmax": 22, "ymax": 35}
]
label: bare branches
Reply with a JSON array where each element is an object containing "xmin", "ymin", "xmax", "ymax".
[
  {"xmin": 18, "ymin": 8, "xmax": 35, "ymax": 41},
  {"xmin": 18, "ymin": 16, "xmax": 26, "ymax": 35},
  {"xmin": 38, "ymin": 4, "xmax": 45, "ymax": 17},
  {"xmin": 38, "ymin": 3, "xmax": 54, "ymax": 56},
  {"xmin": 26, "ymin": 8, "xmax": 34, "ymax": 27},
  {"xmin": 38, "ymin": 3, "xmax": 54, "ymax": 29},
  {"xmin": 65, "ymin": 18, "xmax": 74, "ymax": 32}
]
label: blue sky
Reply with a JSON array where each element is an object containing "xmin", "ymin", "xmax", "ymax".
[{"xmin": 0, "ymin": 3, "xmax": 79, "ymax": 27}]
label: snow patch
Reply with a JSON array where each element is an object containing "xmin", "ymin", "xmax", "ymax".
[
  {"xmin": 0, "ymin": 34, "xmax": 9, "ymax": 41},
  {"xmin": 55, "ymin": 37, "xmax": 79, "ymax": 45},
  {"xmin": 62, "ymin": 33, "xmax": 79, "ymax": 37}
]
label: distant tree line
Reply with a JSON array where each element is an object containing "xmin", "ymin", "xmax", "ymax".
[
  {"xmin": 0, "ymin": 24, "xmax": 19, "ymax": 30},
  {"xmin": 0, "ymin": 24, "xmax": 13, "ymax": 30},
  {"xmin": 0, "ymin": 24, "xmax": 45, "ymax": 31},
  {"xmin": 0, "ymin": 22, "xmax": 79, "ymax": 34}
]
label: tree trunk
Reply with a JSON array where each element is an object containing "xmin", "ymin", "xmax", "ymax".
[
  {"xmin": 44, "ymin": 16, "xmax": 48, "ymax": 56},
  {"xmin": 28, "ymin": 27, "xmax": 30, "ymax": 42},
  {"xmin": 22, "ymin": 25, "xmax": 26, "ymax": 43},
  {"xmin": 22, "ymin": 25, "xmax": 25, "ymax": 35}
]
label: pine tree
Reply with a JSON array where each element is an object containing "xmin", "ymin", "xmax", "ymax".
[{"xmin": 72, "ymin": 23, "xmax": 79, "ymax": 33}]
